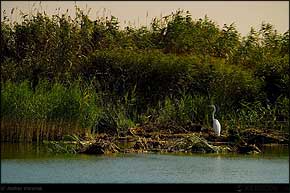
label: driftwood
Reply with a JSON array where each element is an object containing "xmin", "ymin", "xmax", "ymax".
[
  {"xmin": 45, "ymin": 126, "xmax": 288, "ymax": 155},
  {"xmin": 131, "ymin": 134, "xmax": 231, "ymax": 154},
  {"xmin": 78, "ymin": 138, "xmax": 120, "ymax": 154},
  {"xmin": 240, "ymin": 128, "xmax": 289, "ymax": 144},
  {"xmin": 236, "ymin": 143, "xmax": 261, "ymax": 154}
]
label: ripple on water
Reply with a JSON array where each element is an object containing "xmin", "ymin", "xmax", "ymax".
[{"xmin": 1, "ymin": 143, "xmax": 289, "ymax": 183}]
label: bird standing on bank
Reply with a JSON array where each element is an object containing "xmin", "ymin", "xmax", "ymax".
[{"xmin": 209, "ymin": 105, "xmax": 221, "ymax": 136}]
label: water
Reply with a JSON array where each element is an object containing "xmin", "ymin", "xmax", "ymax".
[{"xmin": 1, "ymin": 143, "xmax": 289, "ymax": 183}]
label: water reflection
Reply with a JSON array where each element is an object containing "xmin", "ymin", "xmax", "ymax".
[
  {"xmin": 1, "ymin": 143, "xmax": 289, "ymax": 183},
  {"xmin": 1, "ymin": 142, "xmax": 289, "ymax": 159},
  {"xmin": 261, "ymin": 144, "xmax": 289, "ymax": 156},
  {"xmin": 212, "ymin": 155, "xmax": 222, "ymax": 174}
]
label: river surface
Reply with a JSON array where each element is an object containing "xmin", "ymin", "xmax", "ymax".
[{"xmin": 1, "ymin": 143, "xmax": 289, "ymax": 183}]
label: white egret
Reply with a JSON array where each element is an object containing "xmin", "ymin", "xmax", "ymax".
[{"xmin": 209, "ymin": 105, "xmax": 221, "ymax": 136}]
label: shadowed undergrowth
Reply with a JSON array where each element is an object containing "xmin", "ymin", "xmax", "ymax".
[
  {"xmin": 1, "ymin": 79, "xmax": 288, "ymax": 142},
  {"xmin": 1, "ymin": 8, "xmax": 288, "ymax": 142}
]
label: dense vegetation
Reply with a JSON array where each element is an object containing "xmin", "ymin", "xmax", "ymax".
[{"xmin": 1, "ymin": 8, "xmax": 289, "ymax": 141}]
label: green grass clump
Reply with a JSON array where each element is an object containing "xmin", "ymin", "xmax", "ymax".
[{"xmin": 1, "ymin": 79, "xmax": 140, "ymax": 141}]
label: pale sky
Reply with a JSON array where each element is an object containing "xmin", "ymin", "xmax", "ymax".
[{"xmin": 1, "ymin": 1, "xmax": 289, "ymax": 36}]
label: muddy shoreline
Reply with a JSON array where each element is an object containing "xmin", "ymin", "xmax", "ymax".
[{"xmin": 46, "ymin": 127, "xmax": 289, "ymax": 155}]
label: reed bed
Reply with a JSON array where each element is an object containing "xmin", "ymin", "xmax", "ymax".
[
  {"xmin": 1, "ymin": 79, "xmax": 288, "ymax": 142},
  {"xmin": 1, "ymin": 8, "xmax": 288, "ymax": 142},
  {"xmin": 1, "ymin": 118, "xmax": 89, "ymax": 143}
]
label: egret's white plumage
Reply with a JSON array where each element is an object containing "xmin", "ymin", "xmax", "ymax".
[
  {"xmin": 209, "ymin": 105, "xmax": 221, "ymax": 136},
  {"xmin": 213, "ymin": 119, "xmax": 221, "ymax": 136}
]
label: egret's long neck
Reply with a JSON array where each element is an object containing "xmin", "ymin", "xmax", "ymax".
[{"xmin": 212, "ymin": 106, "xmax": 216, "ymax": 120}]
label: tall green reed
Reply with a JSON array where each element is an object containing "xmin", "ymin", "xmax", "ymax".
[{"xmin": 1, "ymin": 79, "xmax": 141, "ymax": 141}]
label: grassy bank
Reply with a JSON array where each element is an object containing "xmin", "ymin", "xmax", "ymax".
[
  {"xmin": 1, "ymin": 8, "xmax": 289, "ymax": 142},
  {"xmin": 1, "ymin": 79, "xmax": 288, "ymax": 142}
]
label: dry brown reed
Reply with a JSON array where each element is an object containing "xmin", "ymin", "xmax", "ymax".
[{"xmin": 1, "ymin": 118, "xmax": 89, "ymax": 143}]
